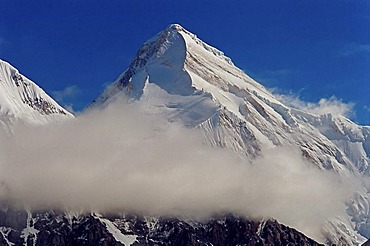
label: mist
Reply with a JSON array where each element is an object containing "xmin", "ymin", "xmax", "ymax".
[
  {"xmin": 0, "ymin": 97, "xmax": 359, "ymax": 241},
  {"xmin": 276, "ymin": 93, "xmax": 354, "ymax": 118}
]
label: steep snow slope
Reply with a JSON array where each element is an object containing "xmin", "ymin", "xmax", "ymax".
[
  {"xmin": 292, "ymin": 111, "xmax": 370, "ymax": 175},
  {"xmin": 91, "ymin": 24, "xmax": 369, "ymax": 244},
  {"xmin": 0, "ymin": 59, "xmax": 73, "ymax": 128},
  {"xmin": 92, "ymin": 24, "xmax": 368, "ymax": 174}
]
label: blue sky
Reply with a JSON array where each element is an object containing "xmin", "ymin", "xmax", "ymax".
[{"xmin": 0, "ymin": 1, "xmax": 369, "ymax": 124}]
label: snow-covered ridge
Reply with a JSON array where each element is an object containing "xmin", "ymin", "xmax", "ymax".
[
  {"xmin": 91, "ymin": 24, "xmax": 370, "ymax": 175},
  {"xmin": 0, "ymin": 59, "xmax": 73, "ymax": 126},
  {"xmin": 92, "ymin": 24, "xmax": 268, "ymax": 104},
  {"xmin": 168, "ymin": 24, "xmax": 234, "ymax": 66},
  {"xmin": 2, "ymin": 24, "xmax": 370, "ymax": 245},
  {"xmin": 91, "ymin": 24, "xmax": 370, "ymax": 244}
]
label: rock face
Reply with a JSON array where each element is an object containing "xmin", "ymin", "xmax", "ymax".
[
  {"xmin": 0, "ymin": 208, "xmax": 322, "ymax": 246},
  {"xmin": 111, "ymin": 214, "xmax": 322, "ymax": 246},
  {"xmin": 0, "ymin": 208, "xmax": 118, "ymax": 246}
]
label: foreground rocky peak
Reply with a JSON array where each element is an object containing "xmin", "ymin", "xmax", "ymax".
[{"xmin": 0, "ymin": 207, "xmax": 322, "ymax": 246}]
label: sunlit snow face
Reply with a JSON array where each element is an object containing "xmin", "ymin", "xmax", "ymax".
[{"xmin": 0, "ymin": 95, "xmax": 360, "ymax": 242}]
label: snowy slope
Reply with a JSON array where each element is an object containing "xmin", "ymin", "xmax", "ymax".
[
  {"xmin": 0, "ymin": 59, "xmax": 73, "ymax": 128},
  {"xmin": 92, "ymin": 24, "xmax": 369, "ymax": 174},
  {"xmin": 292, "ymin": 111, "xmax": 370, "ymax": 175},
  {"xmin": 91, "ymin": 24, "xmax": 370, "ymax": 245}
]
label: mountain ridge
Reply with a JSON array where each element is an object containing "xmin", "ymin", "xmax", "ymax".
[
  {"xmin": 90, "ymin": 24, "xmax": 370, "ymax": 244},
  {"xmin": 0, "ymin": 24, "xmax": 369, "ymax": 245},
  {"xmin": 92, "ymin": 23, "xmax": 369, "ymax": 174},
  {"xmin": 0, "ymin": 59, "xmax": 73, "ymax": 128}
]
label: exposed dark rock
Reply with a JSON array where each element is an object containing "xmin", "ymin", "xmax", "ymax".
[{"xmin": 0, "ymin": 208, "xmax": 322, "ymax": 246}]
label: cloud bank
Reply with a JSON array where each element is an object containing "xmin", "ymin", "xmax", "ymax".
[
  {"xmin": 0, "ymin": 97, "xmax": 359, "ymax": 241},
  {"xmin": 52, "ymin": 85, "xmax": 82, "ymax": 113},
  {"xmin": 276, "ymin": 94, "xmax": 354, "ymax": 118}
]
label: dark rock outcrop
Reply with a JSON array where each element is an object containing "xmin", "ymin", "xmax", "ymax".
[{"xmin": 0, "ymin": 208, "xmax": 322, "ymax": 246}]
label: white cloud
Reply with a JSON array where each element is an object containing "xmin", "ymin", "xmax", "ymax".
[
  {"xmin": 101, "ymin": 80, "xmax": 113, "ymax": 89},
  {"xmin": 52, "ymin": 85, "xmax": 81, "ymax": 102},
  {"xmin": 364, "ymin": 105, "xmax": 370, "ymax": 113},
  {"xmin": 339, "ymin": 43, "xmax": 370, "ymax": 57},
  {"xmin": 276, "ymin": 94, "xmax": 354, "ymax": 118},
  {"xmin": 52, "ymin": 85, "xmax": 81, "ymax": 113},
  {"xmin": 0, "ymin": 96, "xmax": 360, "ymax": 242}
]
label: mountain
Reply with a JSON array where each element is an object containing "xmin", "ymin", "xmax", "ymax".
[
  {"xmin": 0, "ymin": 57, "xmax": 323, "ymax": 246},
  {"xmin": 0, "ymin": 59, "xmax": 73, "ymax": 129},
  {"xmin": 91, "ymin": 24, "xmax": 369, "ymax": 174},
  {"xmin": 91, "ymin": 24, "xmax": 370, "ymax": 244},
  {"xmin": 0, "ymin": 207, "xmax": 322, "ymax": 246},
  {"xmin": 0, "ymin": 24, "xmax": 369, "ymax": 245}
]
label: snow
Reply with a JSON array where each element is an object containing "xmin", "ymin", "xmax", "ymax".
[
  {"xmin": 0, "ymin": 227, "xmax": 14, "ymax": 246},
  {"xmin": 144, "ymin": 216, "xmax": 159, "ymax": 232},
  {"xmin": 10, "ymin": 23, "xmax": 370, "ymax": 245},
  {"xmin": 88, "ymin": 23, "xmax": 370, "ymax": 244},
  {"xmin": 141, "ymin": 81, "xmax": 219, "ymax": 127},
  {"xmin": 323, "ymin": 216, "xmax": 367, "ymax": 245},
  {"xmin": 256, "ymin": 220, "xmax": 266, "ymax": 237},
  {"xmin": 93, "ymin": 214, "xmax": 138, "ymax": 246},
  {"xmin": 0, "ymin": 59, "xmax": 73, "ymax": 128},
  {"xmin": 64, "ymin": 210, "xmax": 83, "ymax": 225},
  {"xmin": 21, "ymin": 211, "xmax": 39, "ymax": 246}
]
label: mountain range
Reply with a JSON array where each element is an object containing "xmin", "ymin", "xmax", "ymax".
[{"xmin": 0, "ymin": 24, "xmax": 369, "ymax": 245}]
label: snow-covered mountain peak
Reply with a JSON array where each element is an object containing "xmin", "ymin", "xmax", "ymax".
[
  {"xmin": 91, "ymin": 24, "xmax": 370, "ymax": 176},
  {"xmin": 1, "ymin": 25, "xmax": 370, "ymax": 245},
  {"xmin": 89, "ymin": 24, "xmax": 370, "ymax": 244},
  {"xmin": 163, "ymin": 23, "xmax": 234, "ymax": 65},
  {"xmin": 0, "ymin": 59, "xmax": 73, "ymax": 127},
  {"xmin": 91, "ymin": 24, "xmax": 270, "ymax": 106},
  {"xmin": 165, "ymin": 23, "xmax": 185, "ymax": 32}
]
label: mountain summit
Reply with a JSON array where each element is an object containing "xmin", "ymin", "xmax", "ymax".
[
  {"xmin": 0, "ymin": 25, "xmax": 369, "ymax": 245},
  {"xmin": 91, "ymin": 24, "xmax": 370, "ymax": 244},
  {"xmin": 92, "ymin": 24, "xmax": 369, "ymax": 173},
  {"xmin": 92, "ymin": 23, "xmax": 266, "ymax": 104}
]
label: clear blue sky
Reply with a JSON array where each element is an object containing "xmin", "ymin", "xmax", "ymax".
[{"xmin": 1, "ymin": 1, "xmax": 369, "ymax": 124}]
